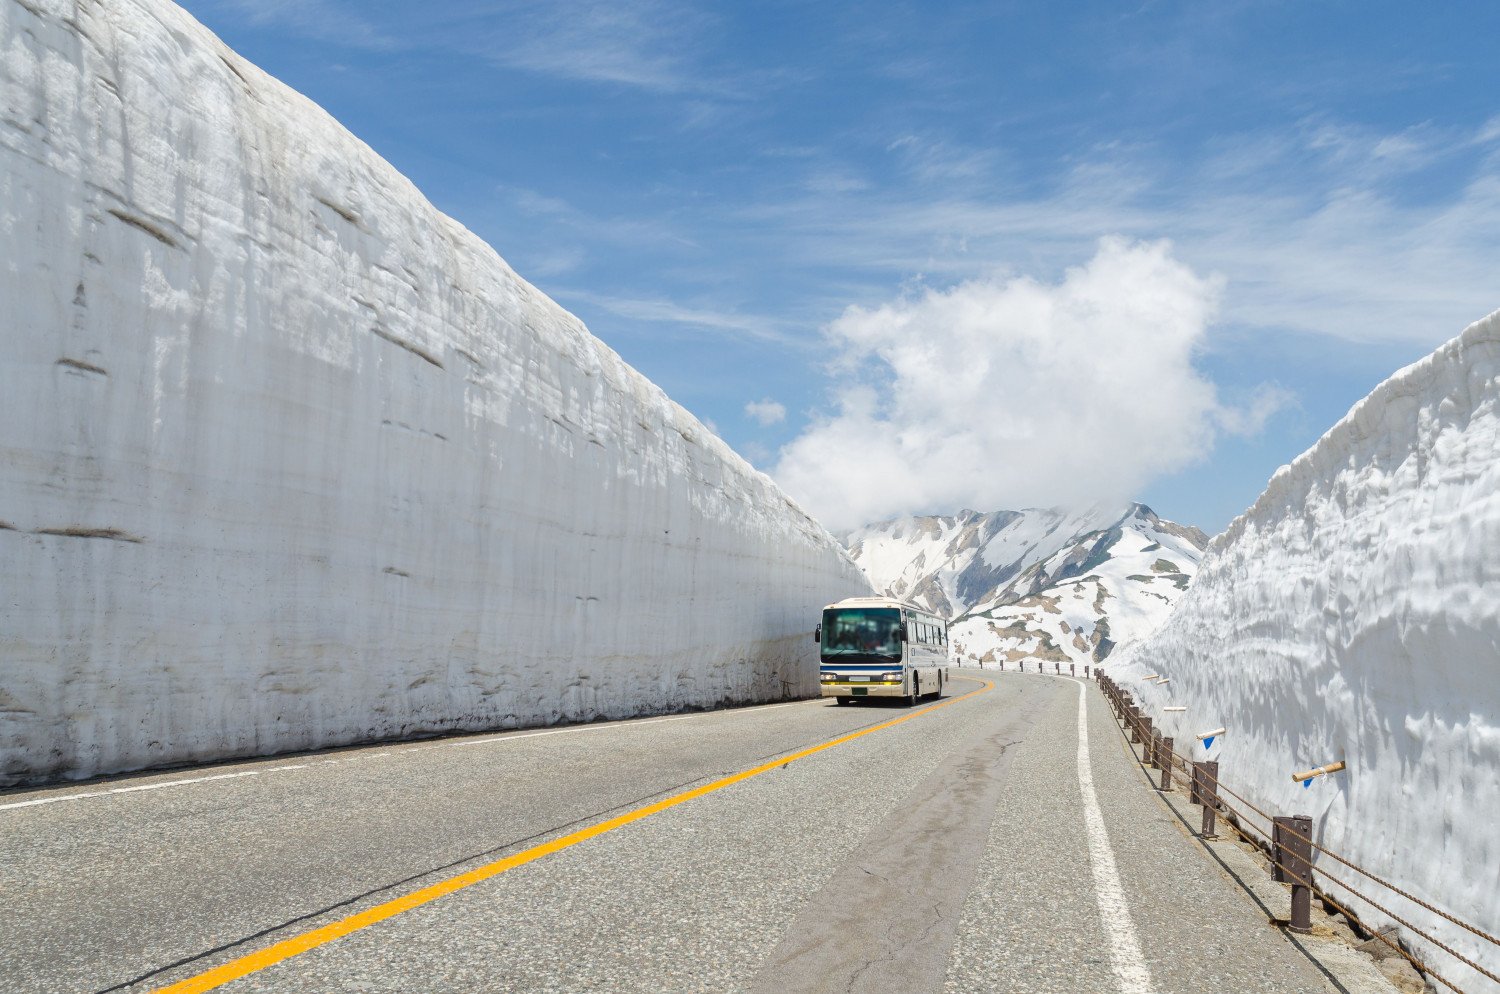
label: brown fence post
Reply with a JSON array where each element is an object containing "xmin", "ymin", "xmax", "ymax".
[
  {"xmin": 1139, "ymin": 716, "xmax": 1152, "ymax": 751},
  {"xmin": 1273, "ymin": 815, "xmax": 1315, "ymax": 934},
  {"xmin": 1195, "ymin": 761, "xmax": 1218, "ymax": 838},
  {"xmin": 1159, "ymin": 737, "xmax": 1173, "ymax": 790},
  {"xmin": 1149, "ymin": 730, "xmax": 1162, "ymax": 769}
]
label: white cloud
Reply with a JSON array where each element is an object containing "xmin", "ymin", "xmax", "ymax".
[
  {"xmin": 744, "ymin": 398, "xmax": 787, "ymax": 425},
  {"xmin": 485, "ymin": 0, "xmax": 693, "ymax": 91},
  {"xmin": 738, "ymin": 441, "xmax": 771, "ymax": 466},
  {"xmin": 772, "ymin": 238, "xmax": 1286, "ymax": 531},
  {"xmin": 215, "ymin": 0, "xmax": 395, "ymax": 50},
  {"xmin": 730, "ymin": 119, "xmax": 1500, "ymax": 351},
  {"xmin": 1213, "ymin": 383, "xmax": 1297, "ymax": 437},
  {"xmin": 558, "ymin": 289, "xmax": 798, "ymax": 346}
]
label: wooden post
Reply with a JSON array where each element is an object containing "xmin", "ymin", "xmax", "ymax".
[
  {"xmin": 1273, "ymin": 815, "xmax": 1315, "ymax": 934},
  {"xmin": 1194, "ymin": 761, "xmax": 1218, "ymax": 838},
  {"xmin": 1159, "ymin": 737, "xmax": 1173, "ymax": 791}
]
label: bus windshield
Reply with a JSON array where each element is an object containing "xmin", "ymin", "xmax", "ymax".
[{"xmin": 820, "ymin": 607, "xmax": 902, "ymax": 662}]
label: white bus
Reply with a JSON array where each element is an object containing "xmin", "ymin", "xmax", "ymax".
[{"xmin": 813, "ymin": 596, "xmax": 950, "ymax": 706}]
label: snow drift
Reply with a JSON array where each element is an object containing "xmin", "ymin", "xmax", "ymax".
[
  {"xmin": 1112, "ymin": 310, "xmax": 1500, "ymax": 991},
  {"xmin": 0, "ymin": 0, "xmax": 870, "ymax": 786}
]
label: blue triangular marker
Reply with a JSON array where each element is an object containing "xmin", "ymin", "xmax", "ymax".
[
  {"xmin": 1202, "ymin": 735, "xmax": 1216, "ymax": 750},
  {"xmin": 1303, "ymin": 778, "xmax": 1313, "ymax": 789}
]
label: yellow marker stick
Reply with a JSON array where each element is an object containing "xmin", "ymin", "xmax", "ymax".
[{"xmin": 1292, "ymin": 759, "xmax": 1346, "ymax": 782}]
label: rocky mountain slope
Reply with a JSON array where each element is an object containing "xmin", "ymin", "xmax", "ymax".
[{"xmin": 843, "ymin": 503, "xmax": 1208, "ymax": 665}]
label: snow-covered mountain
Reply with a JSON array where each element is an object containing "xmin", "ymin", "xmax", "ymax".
[
  {"xmin": 843, "ymin": 504, "xmax": 1208, "ymax": 665},
  {"xmin": 1114, "ymin": 310, "xmax": 1500, "ymax": 992},
  {"xmin": 0, "ymin": 0, "xmax": 869, "ymax": 785}
]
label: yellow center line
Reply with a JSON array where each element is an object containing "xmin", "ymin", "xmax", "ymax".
[{"xmin": 154, "ymin": 676, "xmax": 993, "ymax": 993}]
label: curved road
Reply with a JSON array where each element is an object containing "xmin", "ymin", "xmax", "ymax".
[{"xmin": 0, "ymin": 673, "xmax": 1337, "ymax": 993}]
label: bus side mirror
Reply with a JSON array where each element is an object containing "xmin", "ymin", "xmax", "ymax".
[
  {"xmin": 813, "ymin": 625, "xmax": 821, "ymax": 644},
  {"xmin": 899, "ymin": 624, "xmax": 909, "ymax": 642}
]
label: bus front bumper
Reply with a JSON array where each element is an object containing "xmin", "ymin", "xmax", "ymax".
[{"xmin": 820, "ymin": 681, "xmax": 905, "ymax": 698}]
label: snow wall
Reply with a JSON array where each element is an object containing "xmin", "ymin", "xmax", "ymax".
[
  {"xmin": 1112, "ymin": 310, "xmax": 1500, "ymax": 992},
  {"xmin": 0, "ymin": 0, "xmax": 871, "ymax": 786}
]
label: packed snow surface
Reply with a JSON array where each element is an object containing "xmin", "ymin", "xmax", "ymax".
[
  {"xmin": 0, "ymin": 0, "xmax": 870, "ymax": 785},
  {"xmin": 845, "ymin": 504, "xmax": 1207, "ymax": 666},
  {"xmin": 1113, "ymin": 310, "xmax": 1500, "ymax": 992}
]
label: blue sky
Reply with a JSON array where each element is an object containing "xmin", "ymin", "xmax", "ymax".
[{"xmin": 181, "ymin": 0, "xmax": 1500, "ymax": 534}]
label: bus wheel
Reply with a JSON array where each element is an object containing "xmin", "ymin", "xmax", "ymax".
[{"xmin": 937, "ymin": 671, "xmax": 944, "ymax": 697}]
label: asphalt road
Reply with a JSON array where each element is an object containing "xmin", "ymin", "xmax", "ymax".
[{"xmin": 0, "ymin": 672, "xmax": 1341, "ymax": 993}]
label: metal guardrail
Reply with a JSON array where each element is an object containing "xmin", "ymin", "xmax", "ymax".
[{"xmin": 1096, "ymin": 673, "xmax": 1500, "ymax": 994}]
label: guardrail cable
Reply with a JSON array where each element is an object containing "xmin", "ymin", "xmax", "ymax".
[
  {"xmin": 1175, "ymin": 751, "xmax": 1500, "ymax": 952},
  {"xmin": 1312, "ymin": 871, "xmax": 1500, "ymax": 989},
  {"xmin": 1254, "ymin": 801, "xmax": 1500, "ymax": 950},
  {"xmin": 1108, "ymin": 679, "xmax": 1500, "ymax": 952},
  {"xmin": 1209, "ymin": 798, "xmax": 1467, "ymax": 994},
  {"xmin": 1160, "ymin": 764, "xmax": 1459, "ymax": 992},
  {"xmin": 1099, "ymin": 678, "xmax": 1498, "ymax": 993},
  {"xmin": 1306, "ymin": 881, "xmax": 1466, "ymax": 994}
]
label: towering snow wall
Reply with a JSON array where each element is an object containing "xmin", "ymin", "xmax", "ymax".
[
  {"xmin": 0, "ymin": 0, "xmax": 871, "ymax": 786},
  {"xmin": 1113, "ymin": 310, "xmax": 1500, "ymax": 992}
]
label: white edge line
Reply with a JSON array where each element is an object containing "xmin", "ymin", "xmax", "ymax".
[
  {"xmin": 109, "ymin": 771, "xmax": 261, "ymax": 794},
  {"xmin": 0, "ymin": 771, "xmax": 262, "ymax": 809},
  {"xmin": 450, "ymin": 699, "xmax": 818, "ymax": 749},
  {"xmin": 0, "ymin": 792, "xmax": 102, "ymax": 811},
  {"xmin": 1075, "ymin": 678, "xmax": 1157, "ymax": 994},
  {"xmin": 454, "ymin": 713, "xmax": 696, "ymax": 748},
  {"xmin": 1, "ymin": 697, "xmax": 825, "ymax": 809}
]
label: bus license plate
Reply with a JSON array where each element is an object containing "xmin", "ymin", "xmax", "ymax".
[{"xmin": 852, "ymin": 687, "xmax": 868, "ymax": 696}]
